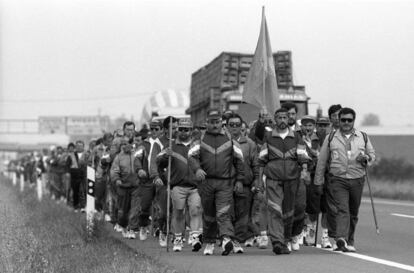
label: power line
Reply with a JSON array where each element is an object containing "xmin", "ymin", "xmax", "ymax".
[{"xmin": 0, "ymin": 92, "xmax": 154, "ymax": 103}]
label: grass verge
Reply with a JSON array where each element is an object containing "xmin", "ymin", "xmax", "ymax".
[
  {"xmin": 363, "ymin": 178, "xmax": 414, "ymax": 201},
  {"xmin": 0, "ymin": 176, "xmax": 177, "ymax": 273}
]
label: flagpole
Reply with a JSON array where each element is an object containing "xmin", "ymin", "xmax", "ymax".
[{"xmin": 262, "ymin": 6, "xmax": 267, "ymax": 113}]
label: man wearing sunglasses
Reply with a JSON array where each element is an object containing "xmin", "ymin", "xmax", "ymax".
[
  {"xmin": 315, "ymin": 107, "xmax": 375, "ymax": 252},
  {"xmin": 151, "ymin": 116, "xmax": 179, "ymax": 247},
  {"xmin": 227, "ymin": 113, "xmax": 259, "ymax": 254},
  {"xmin": 131, "ymin": 120, "xmax": 162, "ymax": 242},
  {"xmin": 156, "ymin": 119, "xmax": 202, "ymax": 252},
  {"xmin": 188, "ymin": 109, "xmax": 245, "ymax": 256}
]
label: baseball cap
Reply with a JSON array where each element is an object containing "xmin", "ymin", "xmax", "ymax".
[
  {"xmin": 301, "ymin": 115, "xmax": 316, "ymax": 124},
  {"xmin": 178, "ymin": 119, "xmax": 193, "ymax": 128},
  {"xmin": 207, "ymin": 109, "xmax": 221, "ymax": 120},
  {"xmin": 149, "ymin": 120, "xmax": 162, "ymax": 128},
  {"xmin": 316, "ymin": 116, "xmax": 330, "ymax": 125}
]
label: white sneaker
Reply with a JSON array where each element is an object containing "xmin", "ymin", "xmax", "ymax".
[
  {"xmin": 139, "ymin": 227, "xmax": 148, "ymax": 241},
  {"xmin": 114, "ymin": 224, "xmax": 123, "ymax": 233},
  {"xmin": 233, "ymin": 241, "xmax": 244, "ymax": 254},
  {"xmin": 159, "ymin": 233, "xmax": 167, "ymax": 248},
  {"xmin": 203, "ymin": 243, "xmax": 215, "ymax": 255},
  {"xmin": 321, "ymin": 229, "xmax": 332, "ymax": 248},
  {"xmin": 121, "ymin": 228, "xmax": 129, "ymax": 238},
  {"xmin": 188, "ymin": 234, "xmax": 194, "ymax": 245},
  {"xmin": 258, "ymin": 235, "xmax": 269, "ymax": 249},
  {"xmin": 347, "ymin": 245, "xmax": 357, "ymax": 252},
  {"xmin": 104, "ymin": 214, "xmax": 111, "ymax": 222},
  {"xmin": 291, "ymin": 235, "xmax": 300, "ymax": 251},
  {"xmin": 128, "ymin": 230, "xmax": 136, "ymax": 239},
  {"xmin": 321, "ymin": 235, "xmax": 332, "ymax": 248},
  {"xmin": 244, "ymin": 237, "xmax": 256, "ymax": 247},
  {"xmin": 173, "ymin": 237, "xmax": 183, "ymax": 252},
  {"xmin": 305, "ymin": 223, "xmax": 316, "ymax": 246},
  {"xmin": 298, "ymin": 230, "xmax": 304, "ymax": 245}
]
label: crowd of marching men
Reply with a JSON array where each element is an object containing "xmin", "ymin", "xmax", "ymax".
[{"xmin": 7, "ymin": 102, "xmax": 375, "ymax": 256}]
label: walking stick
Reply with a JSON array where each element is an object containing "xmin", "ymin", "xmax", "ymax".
[
  {"xmin": 365, "ymin": 167, "xmax": 380, "ymax": 234},
  {"xmin": 166, "ymin": 116, "xmax": 173, "ymax": 251},
  {"xmin": 314, "ymin": 212, "xmax": 319, "ymax": 247}
]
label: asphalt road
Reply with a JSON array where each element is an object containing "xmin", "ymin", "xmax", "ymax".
[{"xmin": 111, "ymin": 198, "xmax": 414, "ymax": 273}]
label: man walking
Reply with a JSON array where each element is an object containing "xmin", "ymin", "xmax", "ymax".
[
  {"xmin": 227, "ymin": 113, "xmax": 259, "ymax": 254},
  {"xmin": 256, "ymin": 108, "xmax": 309, "ymax": 255},
  {"xmin": 315, "ymin": 107, "xmax": 375, "ymax": 252},
  {"xmin": 188, "ymin": 109, "xmax": 244, "ymax": 256},
  {"xmin": 156, "ymin": 119, "xmax": 203, "ymax": 252}
]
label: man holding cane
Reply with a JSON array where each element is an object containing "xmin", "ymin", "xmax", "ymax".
[{"xmin": 315, "ymin": 107, "xmax": 375, "ymax": 252}]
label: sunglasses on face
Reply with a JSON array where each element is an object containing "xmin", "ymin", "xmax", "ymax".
[
  {"xmin": 178, "ymin": 127, "xmax": 191, "ymax": 132},
  {"xmin": 199, "ymin": 127, "xmax": 206, "ymax": 130},
  {"xmin": 340, "ymin": 118, "xmax": 354, "ymax": 123},
  {"xmin": 151, "ymin": 127, "xmax": 160, "ymax": 131},
  {"xmin": 228, "ymin": 122, "xmax": 242, "ymax": 128}
]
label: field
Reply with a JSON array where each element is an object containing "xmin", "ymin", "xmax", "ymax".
[
  {"xmin": 0, "ymin": 176, "xmax": 175, "ymax": 273},
  {"xmin": 363, "ymin": 178, "xmax": 414, "ymax": 201}
]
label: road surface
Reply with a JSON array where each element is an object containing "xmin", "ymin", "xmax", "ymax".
[{"xmin": 110, "ymin": 198, "xmax": 414, "ymax": 273}]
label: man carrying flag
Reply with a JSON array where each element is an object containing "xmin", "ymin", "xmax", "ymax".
[{"xmin": 243, "ymin": 6, "xmax": 280, "ymax": 116}]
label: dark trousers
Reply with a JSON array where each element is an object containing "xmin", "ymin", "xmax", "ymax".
[
  {"xmin": 136, "ymin": 183, "xmax": 155, "ymax": 230},
  {"xmin": 328, "ymin": 175, "xmax": 364, "ymax": 245},
  {"xmin": 70, "ymin": 171, "xmax": 86, "ymax": 209},
  {"xmin": 117, "ymin": 186, "xmax": 140, "ymax": 229},
  {"xmin": 154, "ymin": 185, "xmax": 170, "ymax": 234},
  {"xmin": 266, "ymin": 178, "xmax": 306, "ymax": 245},
  {"xmin": 199, "ymin": 178, "xmax": 235, "ymax": 244},
  {"xmin": 232, "ymin": 186, "xmax": 254, "ymax": 243},
  {"xmin": 95, "ymin": 176, "xmax": 108, "ymax": 212}
]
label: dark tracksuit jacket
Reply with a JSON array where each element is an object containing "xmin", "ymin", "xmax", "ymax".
[
  {"xmin": 258, "ymin": 128, "xmax": 309, "ymax": 244},
  {"xmin": 188, "ymin": 129, "xmax": 245, "ymax": 242},
  {"xmin": 133, "ymin": 140, "xmax": 159, "ymax": 229},
  {"xmin": 156, "ymin": 140, "xmax": 198, "ymax": 189},
  {"xmin": 300, "ymin": 132, "xmax": 324, "ymax": 216},
  {"xmin": 233, "ymin": 135, "xmax": 259, "ymax": 242}
]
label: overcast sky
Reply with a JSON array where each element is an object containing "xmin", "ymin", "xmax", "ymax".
[{"xmin": 1, "ymin": 0, "xmax": 414, "ymax": 126}]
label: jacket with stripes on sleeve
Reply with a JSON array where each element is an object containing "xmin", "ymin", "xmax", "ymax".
[
  {"xmin": 258, "ymin": 128, "xmax": 308, "ymax": 181},
  {"xmin": 156, "ymin": 139, "xmax": 197, "ymax": 188},
  {"xmin": 188, "ymin": 129, "xmax": 244, "ymax": 181}
]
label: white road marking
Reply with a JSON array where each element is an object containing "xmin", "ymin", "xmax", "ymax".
[
  {"xmin": 391, "ymin": 213, "xmax": 414, "ymax": 219},
  {"xmin": 362, "ymin": 198, "xmax": 414, "ymax": 207},
  {"xmin": 319, "ymin": 246, "xmax": 414, "ymax": 272}
]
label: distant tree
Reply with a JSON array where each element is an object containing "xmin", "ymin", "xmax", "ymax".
[{"xmin": 361, "ymin": 113, "xmax": 380, "ymax": 126}]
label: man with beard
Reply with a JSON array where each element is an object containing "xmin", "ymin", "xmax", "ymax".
[
  {"xmin": 156, "ymin": 119, "xmax": 203, "ymax": 252},
  {"xmin": 315, "ymin": 107, "xmax": 375, "ymax": 252},
  {"xmin": 256, "ymin": 108, "xmax": 309, "ymax": 255},
  {"xmin": 282, "ymin": 102, "xmax": 301, "ymax": 132},
  {"xmin": 188, "ymin": 109, "xmax": 245, "ymax": 256}
]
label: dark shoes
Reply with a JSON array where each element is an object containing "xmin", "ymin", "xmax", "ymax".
[
  {"xmin": 272, "ymin": 242, "xmax": 291, "ymax": 255},
  {"xmin": 334, "ymin": 238, "xmax": 349, "ymax": 252},
  {"xmin": 221, "ymin": 237, "xmax": 234, "ymax": 256}
]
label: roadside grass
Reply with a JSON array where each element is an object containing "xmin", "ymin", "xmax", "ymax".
[
  {"xmin": 0, "ymin": 177, "xmax": 177, "ymax": 273},
  {"xmin": 363, "ymin": 178, "xmax": 414, "ymax": 201}
]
